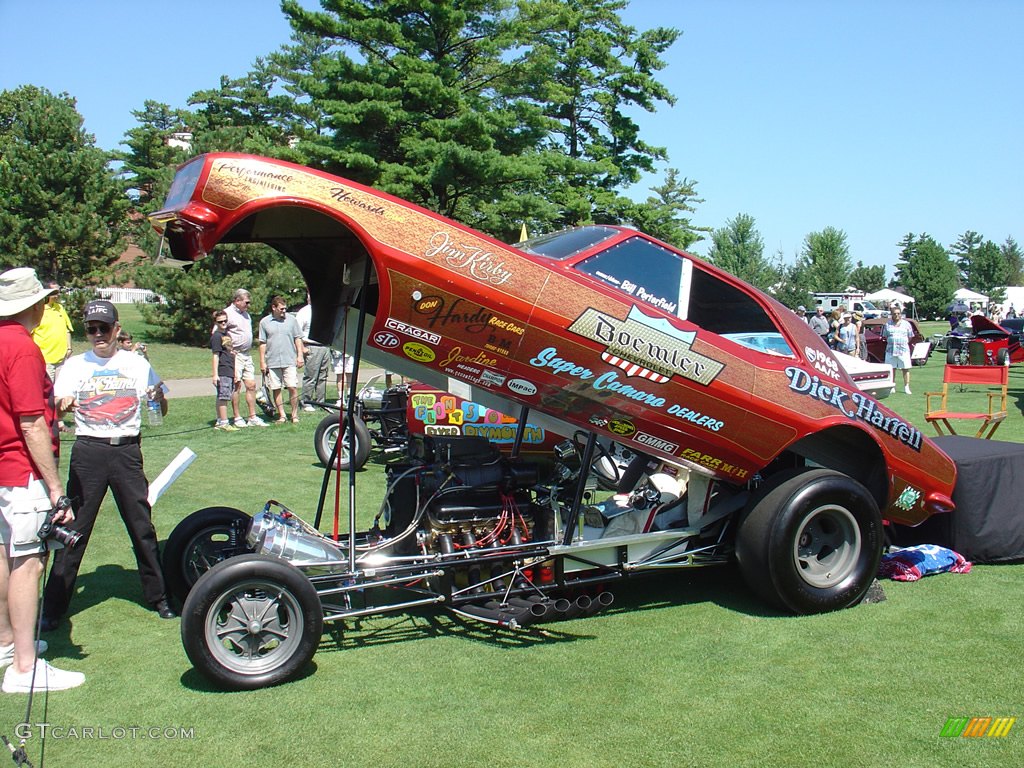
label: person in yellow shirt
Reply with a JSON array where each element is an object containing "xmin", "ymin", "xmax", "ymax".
[{"xmin": 30, "ymin": 282, "xmax": 73, "ymax": 383}]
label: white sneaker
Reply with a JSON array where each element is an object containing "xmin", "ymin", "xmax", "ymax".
[
  {"xmin": 3, "ymin": 659, "xmax": 84, "ymax": 693},
  {"xmin": 0, "ymin": 640, "xmax": 47, "ymax": 667},
  {"xmin": 302, "ymin": 404, "xmax": 316, "ymax": 412},
  {"xmin": 904, "ymin": 385, "xmax": 912, "ymax": 395},
  {"xmin": 233, "ymin": 417, "xmax": 248, "ymax": 428},
  {"xmin": 247, "ymin": 416, "xmax": 268, "ymax": 427}
]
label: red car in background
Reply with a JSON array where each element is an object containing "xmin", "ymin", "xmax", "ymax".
[{"xmin": 941, "ymin": 315, "xmax": 1022, "ymax": 366}]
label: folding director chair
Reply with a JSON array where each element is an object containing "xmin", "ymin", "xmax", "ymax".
[{"xmin": 924, "ymin": 364, "xmax": 1009, "ymax": 439}]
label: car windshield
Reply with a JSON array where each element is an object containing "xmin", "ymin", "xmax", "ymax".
[
  {"xmin": 720, "ymin": 332, "xmax": 794, "ymax": 357},
  {"xmin": 515, "ymin": 226, "xmax": 620, "ymax": 260}
]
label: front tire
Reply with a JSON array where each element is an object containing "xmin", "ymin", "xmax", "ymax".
[
  {"xmin": 163, "ymin": 507, "xmax": 253, "ymax": 605},
  {"xmin": 181, "ymin": 554, "xmax": 323, "ymax": 690},
  {"xmin": 736, "ymin": 469, "xmax": 882, "ymax": 614},
  {"xmin": 314, "ymin": 413, "xmax": 372, "ymax": 470}
]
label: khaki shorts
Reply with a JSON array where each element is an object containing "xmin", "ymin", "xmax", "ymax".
[
  {"xmin": 266, "ymin": 366, "xmax": 298, "ymax": 390},
  {"xmin": 234, "ymin": 351, "xmax": 256, "ymax": 382},
  {"xmin": 0, "ymin": 477, "xmax": 54, "ymax": 557}
]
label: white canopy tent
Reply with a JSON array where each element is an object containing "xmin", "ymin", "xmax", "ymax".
[
  {"xmin": 954, "ymin": 287, "xmax": 988, "ymax": 305},
  {"xmin": 864, "ymin": 288, "xmax": 915, "ymax": 306}
]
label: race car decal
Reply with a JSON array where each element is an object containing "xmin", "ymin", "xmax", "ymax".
[
  {"xmin": 785, "ymin": 367, "xmax": 922, "ymax": 451},
  {"xmin": 413, "ymin": 295, "xmax": 493, "ymax": 334},
  {"xmin": 680, "ymin": 448, "xmax": 749, "ymax": 479},
  {"xmin": 425, "ymin": 231, "xmax": 513, "ymax": 285},
  {"xmin": 635, "ymin": 432, "xmax": 679, "ymax": 453},
  {"xmin": 402, "ymin": 342, "xmax": 435, "ymax": 363},
  {"xmin": 804, "ymin": 346, "xmax": 841, "ymax": 380},
  {"xmin": 568, "ymin": 305, "xmax": 724, "ymax": 385},
  {"xmin": 411, "ymin": 392, "xmax": 547, "ymax": 445},
  {"xmin": 384, "ymin": 317, "xmax": 440, "ymax": 345}
]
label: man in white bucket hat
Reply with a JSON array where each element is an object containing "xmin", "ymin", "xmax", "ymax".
[{"xmin": 0, "ymin": 267, "xmax": 84, "ymax": 692}]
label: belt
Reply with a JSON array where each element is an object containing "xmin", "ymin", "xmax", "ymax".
[{"xmin": 77, "ymin": 434, "xmax": 141, "ymax": 446}]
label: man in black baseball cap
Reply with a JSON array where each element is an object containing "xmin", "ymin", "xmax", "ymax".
[
  {"xmin": 41, "ymin": 296, "xmax": 175, "ymax": 629},
  {"xmin": 82, "ymin": 300, "xmax": 118, "ymax": 325}
]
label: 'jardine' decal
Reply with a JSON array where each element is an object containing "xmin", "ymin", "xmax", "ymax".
[{"xmin": 785, "ymin": 367, "xmax": 922, "ymax": 451}]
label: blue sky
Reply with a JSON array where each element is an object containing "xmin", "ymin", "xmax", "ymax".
[{"xmin": 2, "ymin": 1, "xmax": 1021, "ymax": 274}]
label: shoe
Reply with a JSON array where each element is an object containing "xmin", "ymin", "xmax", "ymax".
[
  {"xmin": 291, "ymin": 416, "xmax": 300, "ymax": 424},
  {"xmin": 233, "ymin": 417, "xmax": 248, "ymax": 428},
  {"xmin": 3, "ymin": 659, "xmax": 84, "ymax": 692},
  {"xmin": 38, "ymin": 615, "xmax": 59, "ymax": 633},
  {"xmin": 0, "ymin": 640, "xmax": 48, "ymax": 667},
  {"xmin": 302, "ymin": 404, "xmax": 316, "ymax": 412},
  {"xmin": 247, "ymin": 416, "xmax": 268, "ymax": 427},
  {"xmin": 214, "ymin": 422, "xmax": 239, "ymax": 432},
  {"xmin": 904, "ymin": 385, "xmax": 912, "ymax": 395},
  {"xmin": 153, "ymin": 599, "xmax": 176, "ymax": 619}
]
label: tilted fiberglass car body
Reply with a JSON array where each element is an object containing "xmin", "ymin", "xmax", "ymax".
[{"xmin": 151, "ymin": 154, "xmax": 957, "ymax": 689}]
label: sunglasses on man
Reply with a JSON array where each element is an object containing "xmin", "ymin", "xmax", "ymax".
[{"xmin": 86, "ymin": 323, "xmax": 113, "ymax": 336}]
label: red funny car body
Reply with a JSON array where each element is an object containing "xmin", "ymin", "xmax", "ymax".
[{"xmin": 152, "ymin": 153, "xmax": 954, "ymax": 526}]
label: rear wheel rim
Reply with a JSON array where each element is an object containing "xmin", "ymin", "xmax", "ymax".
[{"xmin": 792, "ymin": 504, "xmax": 861, "ymax": 588}]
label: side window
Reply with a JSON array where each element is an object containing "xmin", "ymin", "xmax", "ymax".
[
  {"xmin": 686, "ymin": 265, "xmax": 777, "ymax": 335},
  {"xmin": 573, "ymin": 237, "xmax": 683, "ymax": 315}
]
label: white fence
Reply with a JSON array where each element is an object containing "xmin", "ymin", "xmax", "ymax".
[{"xmin": 96, "ymin": 287, "xmax": 164, "ymax": 304}]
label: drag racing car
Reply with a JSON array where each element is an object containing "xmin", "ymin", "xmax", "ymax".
[{"xmin": 151, "ymin": 154, "xmax": 957, "ymax": 690}]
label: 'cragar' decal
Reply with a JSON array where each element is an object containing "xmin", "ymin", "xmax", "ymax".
[
  {"xmin": 785, "ymin": 367, "xmax": 922, "ymax": 451},
  {"xmin": 569, "ymin": 306, "xmax": 724, "ymax": 386},
  {"xmin": 385, "ymin": 318, "xmax": 440, "ymax": 345}
]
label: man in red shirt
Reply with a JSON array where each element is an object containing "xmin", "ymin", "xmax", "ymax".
[{"xmin": 0, "ymin": 268, "xmax": 83, "ymax": 692}]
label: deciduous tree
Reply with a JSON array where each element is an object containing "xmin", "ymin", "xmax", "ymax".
[
  {"xmin": 706, "ymin": 213, "xmax": 778, "ymax": 293},
  {"xmin": 0, "ymin": 86, "xmax": 128, "ymax": 284},
  {"xmin": 799, "ymin": 227, "xmax": 852, "ymax": 292},
  {"xmin": 892, "ymin": 233, "xmax": 958, "ymax": 318}
]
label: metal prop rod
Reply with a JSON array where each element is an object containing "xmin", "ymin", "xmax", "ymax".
[
  {"xmin": 347, "ymin": 257, "xmax": 373, "ymax": 572},
  {"xmin": 510, "ymin": 405, "xmax": 530, "ymax": 460},
  {"xmin": 562, "ymin": 432, "xmax": 598, "ymax": 546}
]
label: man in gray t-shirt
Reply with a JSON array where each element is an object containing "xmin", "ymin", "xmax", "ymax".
[{"xmin": 258, "ymin": 296, "xmax": 305, "ymax": 423}]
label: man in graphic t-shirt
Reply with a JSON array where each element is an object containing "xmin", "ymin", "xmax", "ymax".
[{"xmin": 41, "ymin": 300, "xmax": 175, "ymax": 631}]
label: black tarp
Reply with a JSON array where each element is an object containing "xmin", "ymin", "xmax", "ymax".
[{"xmin": 889, "ymin": 435, "xmax": 1024, "ymax": 563}]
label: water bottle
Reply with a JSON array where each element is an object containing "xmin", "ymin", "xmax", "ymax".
[{"xmin": 147, "ymin": 398, "xmax": 163, "ymax": 426}]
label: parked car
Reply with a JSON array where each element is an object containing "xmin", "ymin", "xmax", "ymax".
[
  {"xmin": 833, "ymin": 351, "xmax": 895, "ymax": 399},
  {"xmin": 940, "ymin": 315, "xmax": 1021, "ymax": 365},
  {"xmin": 150, "ymin": 153, "xmax": 957, "ymax": 689},
  {"xmin": 862, "ymin": 317, "xmax": 932, "ymax": 366}
]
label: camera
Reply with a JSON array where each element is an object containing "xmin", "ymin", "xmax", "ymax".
[{"xmin": 37, "ymin": 497, "xmax": 82, "ymax": 548}]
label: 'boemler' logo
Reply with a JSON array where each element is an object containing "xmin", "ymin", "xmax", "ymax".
[
  {"xmin": 568, "ymin": 306, "xmax": 724, "ymax": 386},
  {"xmin": 940, "ymin": 717, "xmax": 1015, "ymax": 738}
]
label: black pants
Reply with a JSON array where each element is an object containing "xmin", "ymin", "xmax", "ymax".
[{"xmin": 43, "ymin": 438, "xmax": 166, "ymax": 619}]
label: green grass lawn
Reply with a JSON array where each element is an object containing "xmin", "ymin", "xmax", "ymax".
[{"xmin": 4, "ymin": 321, "xmax": 1021, "ymax": 767}]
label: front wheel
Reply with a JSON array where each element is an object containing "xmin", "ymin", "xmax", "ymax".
[
  {"xmin": 163, "ymin": 507, "xmax": 253, "ymax": 605},
  {"xmin": 314, "ymin": 413, "xmax": 372, "ymax": 470},
  {"xmin": 735, "ymin": 468, "xmax": 882, "ymax": 614},
  {"xmin": 181, "ymin": 554, "xmax": 323, "ymax": 690}
]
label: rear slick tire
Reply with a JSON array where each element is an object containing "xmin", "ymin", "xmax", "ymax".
[{"xmin": 736, "ymin": 468, "xmax": 882, "ymax": 614}]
